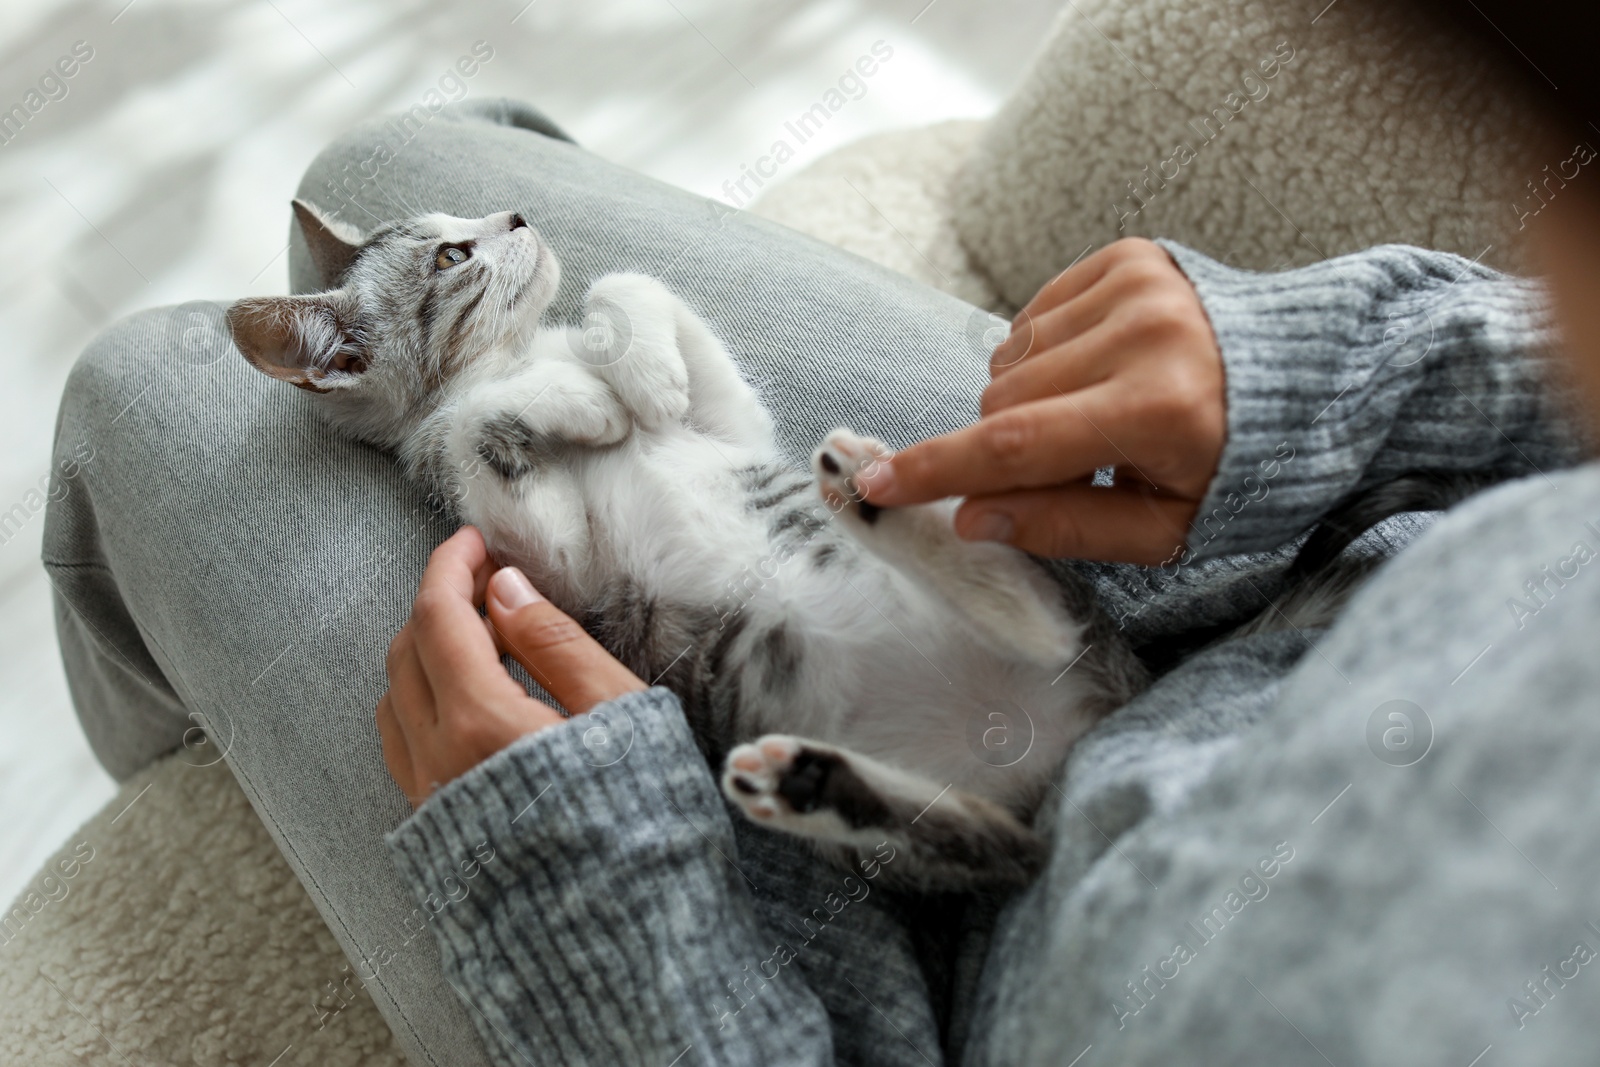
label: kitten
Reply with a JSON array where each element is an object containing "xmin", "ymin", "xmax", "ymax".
[{"xmin": 227, "ymin": 201, "xmax": 1146, "ymax": 890}]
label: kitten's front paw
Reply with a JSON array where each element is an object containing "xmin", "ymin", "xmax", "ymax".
[
  {"xmin": 582, "ymin": 274, "xmax": 691, "ymax": 433},
  {"xmin": 813, "ymin": 428, "xmax": 892, "ymax": 524},
  {"xmin": 562, "ymin": 395, "xmax": 632, "ymax": 446}
]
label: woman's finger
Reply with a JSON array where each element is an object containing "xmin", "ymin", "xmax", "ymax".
[
  {"xmin": 989, "ymin": 241, "xmax": 1154, "ymax": 374},
  {"xmin": 955, "ymin": 481, "xmax": 1198, "ymax": 564},
  {"xmin": 410, "ymin": 528, "xmax": 514, "ymax": 704},
  {"xmin": 859, "ymin": 385, "xmax": 1132, "ymax": 506},
  {"xmin": 1016, "ymin": 242, "xmax": 1121, "ymax": 321},
  {"xmin": 430, "ymin": 525, "xmax": 496, "ymax": 601},
  {"xmin": 376, "ymin": 693, "xmax": 420, "ymax": 806},
  {"xmin": 989, "ymin": 263, "xmax": 1125, "ymax": 377},
  {"xmin": 485, "ymin": 566, "xmax": 646, "ymax": 714},
  {"xmin": 982, "ymin": 316, "xmax": 1125, "ymax": 416},
  {"xmin": 385, "ymin": 624, "xmax": 438, "ymax": 726}
]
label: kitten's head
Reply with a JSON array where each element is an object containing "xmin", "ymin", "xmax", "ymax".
[{"xmin": 227, "ymin": 200, "xmax": 560, "ymax": 443}]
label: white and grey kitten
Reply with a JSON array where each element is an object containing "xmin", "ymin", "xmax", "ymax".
[{"xmin": 227, "ymin": 201, "xmax": 1145, "ymax": 890}]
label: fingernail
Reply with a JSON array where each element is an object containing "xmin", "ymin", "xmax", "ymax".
[
  {"xmin": 857, "ymin": 459, "xmax": 897, "ymax": 501},
  {"xmin": 490, "ymin": 566, "xmax": 543, "ymax": 610},
  {"xmin": 962, "ymin": 511, "xmax": 1015, "ymax": 543}
]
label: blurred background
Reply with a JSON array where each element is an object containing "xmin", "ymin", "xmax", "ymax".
[{"xmin": 0, "ymin": 0, "xmax": 1062, "ymax": 907}]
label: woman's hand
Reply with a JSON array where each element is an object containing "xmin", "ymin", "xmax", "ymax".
[
  {"xmin": 377, "ymin": 525, "xmax": 646, "ymax": 809},
  {"xmin": 858, "ymin": 239, "xmax": 1227, "ymax": 565}
]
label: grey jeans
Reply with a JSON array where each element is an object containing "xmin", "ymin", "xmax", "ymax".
[{"xmin": 42, "ymin": 99, "xmax": 999, "ymax": 1067}]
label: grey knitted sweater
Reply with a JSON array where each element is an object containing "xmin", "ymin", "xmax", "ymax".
[{"xmin": 386, "ymin": 243, "xmax": 1598, "ymax": 1066}]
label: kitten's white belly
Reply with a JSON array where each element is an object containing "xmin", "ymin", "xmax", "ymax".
[{"xmin": 468, "ymin": 429, "xmax": 1098, "ymax": 810}]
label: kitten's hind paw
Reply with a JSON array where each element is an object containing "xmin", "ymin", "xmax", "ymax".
[
  {"xmin": 723, "ymin": 736, "xmax": 886, "ymax": 837},
  {"xmin": 724, "ymin": 736, "xmax": 803, "ymax": 821},
  {"xmin": 726, "ymin": 739, "xmax": 793, "ymax": 825},
  {"xmin": 725, "ymin": 735, "xmax": 1048, "ymax": 890},
  {"xmin": 813, "ymin": 429, "xmax": 892, "ymax": 525}
]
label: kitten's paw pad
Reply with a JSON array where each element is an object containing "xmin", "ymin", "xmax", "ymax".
[
  {"xmin": 813, "ymin": 429, "xmax": 891, "ymax": 519},
  {"xmin": 723, "ymin": 737, "xmax": 799, "ymax": 819},
  {"xmin": 724, "ymin": 737, "xmax": 845, "ymax": 822}
]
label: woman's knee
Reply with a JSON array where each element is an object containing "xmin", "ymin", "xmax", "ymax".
[
  {"xmin": 288, "ymin": 97, "xmax": 573, "ymax": 294},
  {"xmin": 293, "ymin": 96, "xmax": 572, "ymax": 220},
  {"xmin": 60, "ymin": 306, "xmax": 206, "ymax": 425},
  {"xmin": 52, "ymin": 302, "xmax": 238, "ymax": 495}
]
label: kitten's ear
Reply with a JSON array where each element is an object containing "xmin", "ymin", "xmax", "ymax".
[
  {"xmin": 227, "ymin": 294, "xmax": 367, "ymax": 393},
  {"xmin": 293, "ymin": 199, "xmax": 364, "ymax": 289}
]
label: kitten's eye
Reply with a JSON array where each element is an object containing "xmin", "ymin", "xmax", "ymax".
[{"xmin": 435, "ymin": 245, "xmax": 470, "ymax": 270}]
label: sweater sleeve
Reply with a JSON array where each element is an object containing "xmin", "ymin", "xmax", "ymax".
[
  {"xmin": 386, "ymin": 687, "xmax": 836, "ymax": 1067},
  {"xmin": 1160, "ymin": 241, "xmax": 1589, "ymax": 560}
]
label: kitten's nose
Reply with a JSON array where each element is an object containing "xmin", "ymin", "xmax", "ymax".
[{"xmin": 508, "ymin": 213, "xmax": 528, "ymax": 231}]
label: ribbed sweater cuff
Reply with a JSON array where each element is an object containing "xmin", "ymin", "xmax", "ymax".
[
  {"xmin": 386, "ymin": 687, "xmax": 832, "ymax": 1066},
  {"xmin": 387, "ymin": 687, "xmax": 718, "ymax": 885},
  {"xmin": 1160, "ymin": 240, "xmax": 1581, "ymax": 560}
]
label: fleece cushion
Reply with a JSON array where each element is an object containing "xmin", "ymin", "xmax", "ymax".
[
  {"xmin": 952, "ymin": 0, "xmax": 1548, "ymax": 309},
  {"xmin": 0, "ymin": 754, "xmax": 403, "ymax": 1066},
  {"xmin": 749, "ymin": 119, "xmax": 1002, "ymax": 310}
]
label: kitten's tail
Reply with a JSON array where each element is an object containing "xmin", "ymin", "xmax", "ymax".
[
  {"xmin": 1134, "ymin": 468, "xmax": 1503, "ymax": 668},
  {"xmin": 1255, "ymin": 468, "xmax": 1503, "ymax": 634},
  {"xmin": 1283, "ymin": 469, "xmax": 1503, "ymax": 582}
]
